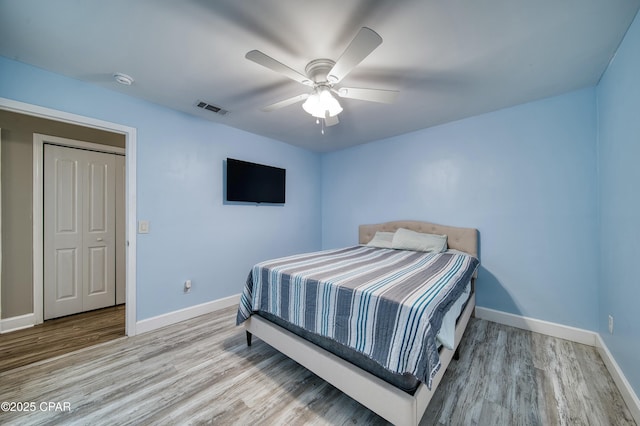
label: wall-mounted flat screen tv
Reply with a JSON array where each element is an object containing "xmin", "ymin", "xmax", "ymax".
[{"xmin": 226, "ymin": 158, "xmax": 286, "ymax": 204}]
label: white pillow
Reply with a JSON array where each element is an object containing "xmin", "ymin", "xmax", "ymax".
[
  {"xmin": 391, "ymin": 228, "xmax": 447, "ymax": 253},
  {"xmin": 366, "ymin": 231, "xmax": 395, "ymax": 248}
]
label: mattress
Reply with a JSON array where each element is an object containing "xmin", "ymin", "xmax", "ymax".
[{"xmin": 237, "ymin": 246, "xmax": 479, "ymax": 389}]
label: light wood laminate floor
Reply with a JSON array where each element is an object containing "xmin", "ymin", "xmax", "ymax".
[
  {"xmin": 0, "ymin": 305, "xmax": 125, "ymax": 373},
  {"xmin": 0, "ymin": 306, "xmax": 635, "ymax": 425}
]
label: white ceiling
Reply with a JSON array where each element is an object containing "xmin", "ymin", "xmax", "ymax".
[{"xmin": 1, "ymin": 1, "xmax": 638, "ymax": 152}]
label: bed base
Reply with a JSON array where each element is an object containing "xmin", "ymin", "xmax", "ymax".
[{"xmin": 244, "ymin": 292, "xmax": 475, "ymax": 426}]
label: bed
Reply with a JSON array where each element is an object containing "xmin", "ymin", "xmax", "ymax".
[{"xmin": 237, "ymin": 220, "xmax": 479, "ymax": 426}]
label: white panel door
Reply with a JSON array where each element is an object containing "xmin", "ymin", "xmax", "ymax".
[
  {"xmin": 44, "ymin": 145, "xmax": 84, "ymax": 319},
  {"xmin": 44, "ymin": 144, "xmax": 116, "ymax": 319},
  {"xmin": 82, "ymin": 150, "xmax": 116, "ymax": 311}
]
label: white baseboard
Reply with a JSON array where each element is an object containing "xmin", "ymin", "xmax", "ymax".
[
  {"xmin": 474, "ymin": 306, "xmax": 596, "ymax": 346},
  {"xmin": 0, "ymin": 313, "xmax": 35, "ymax": 334},
  {"xmin": 136, "ymin": 293, "xmax": 241, "ymax": 334},
  {"xmin": 475, "ymin": 306, "xmax": 639, "ymax": 422},
  {"xmin": 595, "ymin": 334, "xmax": 640, "ymax": 424}
]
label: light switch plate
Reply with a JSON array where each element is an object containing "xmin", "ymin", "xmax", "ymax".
[{"xmin": 138, "ymin": 220, "xmax": 150, "ymax": 234}]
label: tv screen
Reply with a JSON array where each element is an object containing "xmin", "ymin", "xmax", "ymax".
[{"xmin": 226, "ymin": 158, "xmax": 286, "ymax": 204}]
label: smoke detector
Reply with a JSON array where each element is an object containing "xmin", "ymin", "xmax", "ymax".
[{"xmin": 113, "ymin": 73, "xmax": 134, "ymax": 86}]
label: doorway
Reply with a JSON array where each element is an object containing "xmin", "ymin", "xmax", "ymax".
[{"xmin": 0, "ymin": 97, "xmax": 137, "ymax": 337}]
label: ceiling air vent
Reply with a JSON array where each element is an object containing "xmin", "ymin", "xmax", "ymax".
[{"xmin": 196, "ymin": 100, "xmax": 228, "ymax": 115}]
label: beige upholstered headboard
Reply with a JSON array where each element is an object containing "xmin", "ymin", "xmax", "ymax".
[{"xmin": 359, "ymin": 220, "xmax": 479, "ymax": 258}]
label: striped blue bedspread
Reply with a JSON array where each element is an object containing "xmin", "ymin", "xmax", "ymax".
[{"xmin": 236, "ymin": 245, "xmax": 479, "ymax": 388}]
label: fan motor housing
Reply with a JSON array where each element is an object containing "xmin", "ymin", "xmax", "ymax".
[{"xmin": 305, "ymin": 59, "xmax": 336, "ymax": 84}]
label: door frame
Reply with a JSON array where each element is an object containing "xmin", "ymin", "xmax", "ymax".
[
  {"xmin": 0, "ymin": 97, "xmax": 138, "ymax": 336},
  {"xmin": 0, "ymin": 128, "xmax": 2, "ymax": 325}
]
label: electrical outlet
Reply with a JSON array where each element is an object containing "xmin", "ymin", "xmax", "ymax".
[
  {"xmin": 608, "ymin": 315, "xmax": 614, "ymax": 334},
  {"xmin": 184, "ymin": 280, "xmax": 192, "ymax": 293}
]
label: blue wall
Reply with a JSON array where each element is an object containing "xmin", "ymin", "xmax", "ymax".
[
  {"xmin": 0, "ymin": 56, "xmax": 322, "ymax": 320},
  {"xmin": 597, "ymin": 11, "xmax": 640, "ymax": 396},
  {"xmin": 322, "ymin": 88, "xmax": 598, "ymax": 330}
]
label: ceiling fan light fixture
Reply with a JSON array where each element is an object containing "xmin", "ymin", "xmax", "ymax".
[
  {"xmin": 302, "ymin": 86, "xmax": 343, "ymax": 118},
  {"xmin": 302, "ymin": 92, "xmax": 322, "ymax": 118},
  {"xmin": 246, "ymin": 27, "xmax": 395, "ymax": 128}
]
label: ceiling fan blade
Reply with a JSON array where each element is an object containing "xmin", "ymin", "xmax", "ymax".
[
  {"xmin": 262, "ymin": 93, "xmax": 309, "ymax": 112},
  {"xmin": 246, "ymin": 50, "xmax": 313, "ymax": 86},
  {"xmin": 324, "ymin": 113, "xmax": 339, "ymax": 127},
  {"xmin": 327, "ymin": 27, "xmax": 383, "ymax": 84},
  {"xmin": 336, "ymin": 87, "xmax": 399, "ymax": 104}
]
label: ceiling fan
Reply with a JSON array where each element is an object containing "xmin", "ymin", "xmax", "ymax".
[{"xmin": 246, "ymin": 27, "xmax": 399, "ymax": 128}]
